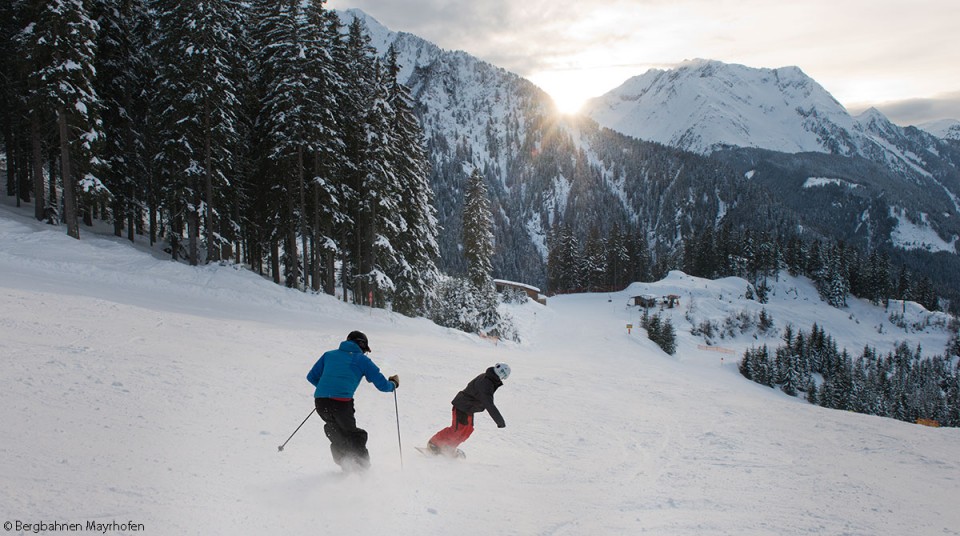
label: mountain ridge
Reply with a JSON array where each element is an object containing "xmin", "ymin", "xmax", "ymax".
[
  {"xmin": 341, "ymin": 10, "xmax": 960, "ymax": 311},
  {"xmin": 583, "ymin": 59, "xmax": 857, "ymax": 156}
]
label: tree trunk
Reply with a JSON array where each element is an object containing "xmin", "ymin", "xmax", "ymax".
[
  {"xmin": 148, "ymin": 169, "xmax": 157, "ymax": 246},
  {"xmin": 58, "ymin": 109, "xmax": 79, "ymax": 240},
  {"xmin": 285, "ymin": 167, "xmax": 300, "ymax": 288},
  {"xmin": 188, "ymin": 205, "xmax": 199, "ymax": 265},
  {"xmin": 16, "ymin": 139, "xmax": 30, "ymax": 205},
  {"xmin": 203, "ymin": 100, "xmax": 218, "ymax": 263},
  {"xmin": 341, "ymin": 254, "xmax": 349, "ymax": 302},
  {"xmin": 113, "ymin": 195, "xmax": 124, "ymax": 236},
  {"xmin": 187, "ymin": 174, "xmax": 199, "ymax": 265},
  {"xmin": 4, "ymin": 118, "xmax": 14, "ymax": 198},
  {"xmin": 324, "ymin": 229, "xmax": 335, "ymax": 296},
  {"xmin": 127, "ymin": 184, "xmax": 135, "ymax": 243},
  {"xmin": 48, "ymin": 153, "xmax": 58, "ymax": 210},
  {"xmin": 171, "ymin": 214, "xmax": 181, "ymax": 261},
  {"xmin": 271, "ymin": 240, "xmax": 280, "ymax": 284},
  {"xmin": 359, "ymin": 190, "xmax": 377, "ymax": 306},
  {"xmin": 298, "ymin": 145, "xmax": 309, "ymax": 291},
  {"xmin": 31, "ymin": 113, "xmax": 45, "ymax": 220},
  {"xmin": 312, "ymin": 181, "xmax": 321, "ymax": 293},
  {"xmin": 13, "ymin": 144, "xmax": 21, "ymax": 207}
]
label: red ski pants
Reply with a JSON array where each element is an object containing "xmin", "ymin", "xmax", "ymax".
[{"xmin": 429, "ymin": 407, "xmax": 474, "ymax": 450}]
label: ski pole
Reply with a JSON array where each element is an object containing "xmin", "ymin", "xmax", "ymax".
[
  {"xmin": 394, "ymin": 390, "xmax": 404, "ymax": 469},
  {"xmin": 278, "ymin": 408, "xmax": 315, "ymax": 452}
]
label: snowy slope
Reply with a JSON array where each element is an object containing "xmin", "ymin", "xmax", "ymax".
[
  {"xmin": 582, "ymin": 59, "xmax": 858, "ymax": 155},
  {"xmin": 2, "ymin": 199, "xmax": 959, "ymax": 536}
]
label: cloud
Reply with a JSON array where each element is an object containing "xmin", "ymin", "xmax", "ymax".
[
  {"xmin": 334, "ymin": 0, "xmax": 960, "ymax": 124},
  {"xmin": 333, "ymin": 0, "xmax": 633, "ymax": 74},
  {"xmin": 849, "ymin": 91, "xmax": 960, "ymax": 127}
]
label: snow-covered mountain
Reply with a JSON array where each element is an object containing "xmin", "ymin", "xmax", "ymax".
[
  {"xmin": 582, "ymin": 59, "xmax": 859, "ymax": 155},
  {"xmin": 920, "ymin": 118, "xmax": 960, "ymax": 141},
  {"xmin": 344, "ymin": 12, "xmax": 805, "ymax": 283},
  {"xmin": 342, "ymin": 10, "xmax": 560, "ymax": 278},
  {"xmin": 583, "ymin": 58, "xmax": 960, "ymax": 178},
  {"xmin": 2, "ymin": 197, "xmax": 959, "ymax": 536},
  {"xmin": 581, "ymin": 58, "xmax": 960, "ymax": 258},
  {"xmin": 582, "ymin": 60, "xmax": 957, "ymax": 186},
  {"xmin": 342, "ymin": 11, "xmax": 960, "ymax": 308}
]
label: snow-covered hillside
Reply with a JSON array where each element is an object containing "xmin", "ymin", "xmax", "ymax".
[{"xmin": 2, "ymin": 197, "xmax": 959, "ymax": 535}]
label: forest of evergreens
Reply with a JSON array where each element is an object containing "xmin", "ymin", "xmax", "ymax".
[
  {"xmin": 741, "ymin": 324, "xmax": 960, "ymax": 427},
  {"xmin": 2, "ymin": 0, "xmax": 440, "ymax": 316}
]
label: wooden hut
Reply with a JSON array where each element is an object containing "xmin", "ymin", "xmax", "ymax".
[{"xmin": 494, "ymin": 279, "xmax": 547, "ymax": 305}]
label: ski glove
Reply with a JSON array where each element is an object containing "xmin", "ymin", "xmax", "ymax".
[{"xmin": 389, "ymin": 375, "xmax": 400, "ymax": 389}]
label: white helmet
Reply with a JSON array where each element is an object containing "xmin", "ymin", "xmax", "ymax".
[{"xmin": 494, "ymin": 363, "xmax": 511, "ymax": 381}]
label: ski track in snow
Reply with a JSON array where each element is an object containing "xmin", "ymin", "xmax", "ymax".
[{"xmin": 1, "ymin": 199, "xmax": 959, "ymax": 536}]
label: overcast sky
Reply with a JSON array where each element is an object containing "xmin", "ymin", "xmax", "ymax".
[{"xmin": 328, "ymin": 0, "xmax": 960, "ymax": 126}]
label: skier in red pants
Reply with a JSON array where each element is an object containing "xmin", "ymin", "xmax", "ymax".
[{"xmin": 427, "ymin": 363, "xmax": 510, "ymax": 457}]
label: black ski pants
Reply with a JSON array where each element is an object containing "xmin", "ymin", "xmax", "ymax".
[{"xmin": 314, "ymin": 397, "xmax": 369, "ymax": 468}]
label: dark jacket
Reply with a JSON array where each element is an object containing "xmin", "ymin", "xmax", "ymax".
[{"xmin": 452, "ymin": 367, "xmax": 505, "ymax": 427}]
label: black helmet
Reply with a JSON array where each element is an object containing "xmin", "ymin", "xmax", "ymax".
[{"xmin": 347, "ymin": 331, "xmax": 371, "ymax": 353}]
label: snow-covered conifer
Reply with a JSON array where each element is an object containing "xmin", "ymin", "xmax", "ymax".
[
  {"xmin": 153, "ymin": 0, "xmax": 243, "ymax": 264},
  {"xmin": 21, "ymin": 0, "xmax": 104, "ymax": 239}
]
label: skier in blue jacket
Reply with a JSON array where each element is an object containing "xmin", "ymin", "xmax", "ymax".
[{"xmin": 307, "ymin": 331, "xmax": 398, "ymax": 471}]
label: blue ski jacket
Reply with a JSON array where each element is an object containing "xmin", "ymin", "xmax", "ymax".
[{"xmin": 307, "ymin": 340, "xmax": 396, "ymax": 399}]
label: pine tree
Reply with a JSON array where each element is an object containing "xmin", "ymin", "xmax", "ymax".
[
  {"xmin": 754, "ymin": 346, "xmax": 772, "ymax": 387},
  {"xmin": 896, "ymin": 265, "xmax": 911, "ymax": 301},
  {"xmin": 6, "ymin": 0, "xmax": 46, "ymax": 219},
  {"xmin": 383, "ymin": 45, "xmax": 440, "ymax": 316},
  {"xmin": 817, "ymin": 243, "xmax": 849, "ymax": 308},
  {"xmin": 153, "ymin": 0, "xmax": 243, "ymax": 264},
  {"xmin": 782, "ymin": 351, "xmax": 800, "ymax": 397},
  {"xmin": 547, "ymin": 223, "xmax": 581, "ymax": 293},
  {"xmin": 253, "ymin": 0, "xmax": 313, "ymax": 282},
  {"xmin": 303, "ymin": 5, "xmax": 346, "ymax": 295},
  {"xmin": 866, "ymin": 249, "xmax": 890, "ymax": 305},
  {"xmin": 785, "ymin": 236, "xmax": 805, "ymax": 277},
  {"xmin": 641, "ymin": 312, "xmax": 676, "ymax": 355},
  {"xmin": 948, "ymin": 323, "xmax": 960, "ymax": 358},
  {"xmin": 758, "ymin": 308, "xmax": 774, "ymax": 334},
  {"xmin": 463, "ymin": 168, "xmax": 495, "ymax": 289},
  {"xmin": 94, "ymin": 0, "xmax": 150, "ymax": 242},
  {"xmin": 461, "ymin": 167, "xmax": 501, "ymax": 331},
  {"xmin": 626, "ymin": 227, "xmax": 651, "ymax": 284},
  {"xmin": 659, "ymin": 316, "xmax": 677, "ymax": 355},
  {"xmin": 682, "ymin": 225, "xmax": 708, "ymax": 279},
  {"xmin": 336, "ymin": 17, "xmax": 378, "ymax": 301},
  {"xmin": 914, "ymin": 276, "xmax": 937, "ymax": 311},
  {"xmin": 22, "ymin": 0, "xmax": 104, "ymax": 239},
  {"xmin": 432, "ymin": 276, "xmax": 480, "ymax": 333},
  {"xmin": 805, "ymin": 378, "xmax": 819, "ymax": 405},
  {"xmin": 605, "ymin": 223, "xmax": 630, "ymax": 288},
  {"xmin": 581, "ymin": 225, "xmax": 607, "ymax": 291},
  {"xmin": 738, "ymin": 349, "xmax": 753, "ymax": 380}
]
